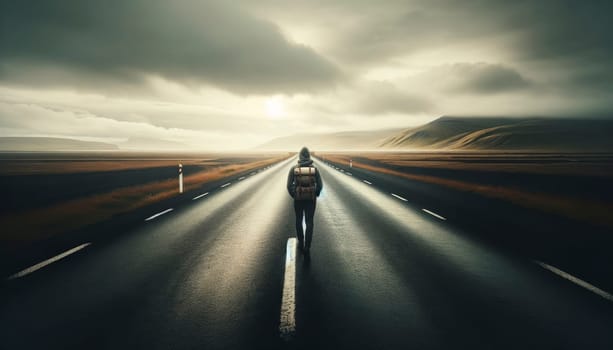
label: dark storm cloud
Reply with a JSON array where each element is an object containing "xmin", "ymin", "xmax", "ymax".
[
  {"xmin": 444, "ymin": 63, "xmax": 531, "ymax": 94},
  {"xmin": 304, "ymin": 0, "xmax": 500, "ymax": 66},
  {"xmin": 320, "ymin": 0, "xmax": 613, "ymax": 95},
  {"xmin": 313, "ymin": 0, "xmax": 613, "ymax": 66},
  {"xmin": 0, "ymin": 0, "xmax": 341, "ymax": 94},
  {"xmin": 493, "ymin": 0, "xmax": 613, "ymax": 94},
  {"xmin": 495, "ymin": 0, "xmax": 613, "ymax": 61},
  {"xmin": 353, "ymin": 81, "xmax": 433, "ymax": 115}
]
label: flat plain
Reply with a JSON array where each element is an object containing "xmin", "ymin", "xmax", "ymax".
[
  {"xmin": 320, "ymin": 151, "xmax": 613, "ymax": 227},
  {"xmin": 0, "ymin": 151, "xmax": 289, "ymax": 246}
]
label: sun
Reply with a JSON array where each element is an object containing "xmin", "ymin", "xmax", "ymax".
[{"xmin": 265, "ymin": 96, "xmax": 285, "ymax": 119}]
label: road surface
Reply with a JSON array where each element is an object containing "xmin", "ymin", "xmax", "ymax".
[{"xmin": 2, "ymin": 157, "xmax": 613, "ymax": 349}]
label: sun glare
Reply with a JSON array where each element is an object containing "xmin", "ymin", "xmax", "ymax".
[{"xmin": 265, "ymin": 96, "xmax": 285, "ymax": 119}]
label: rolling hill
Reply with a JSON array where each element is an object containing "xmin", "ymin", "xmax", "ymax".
[{"xmin": 380, "ymin": 117, "xmax": 613, "ymax": 151}]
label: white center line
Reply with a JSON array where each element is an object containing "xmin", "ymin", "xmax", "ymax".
[
  {"xmin": 192, "ymin": 192, "xmax": 209, "ymax": 200},
  {"xmin": 145, "ymin": 208, "xmax": 174, "ymax": 221},
  {"xmin": 391, "ymin": 193, "xmax": 408, "ymax": 202},
  {"xmin": 279, "ymin": 237, "xmax": 297, "ymax": 339},
  {"xmin": 8, "ymin": 243, "xmax": 91, "ymax": 280},
  {"xmin": 535, "ymin": 261, "xmax": 613, "ymax": 302},
  {"xmin": 221, "ymin": 182, "xmax": 232, "ymax": 188},
  {"xmin": 363, "ymin": 180, "xmax": 372, "ymax": 185},
  {"xmin": 422, "ymin": 208, "xmax": 447, "ymax": 221},
  {"xmin": 238, "ymin": 176, "xmax": 245, "ymax": 181}
]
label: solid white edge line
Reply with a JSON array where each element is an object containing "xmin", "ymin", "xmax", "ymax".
[
  {"xmin": 145, "ymin": 208, "xmax": 174, "ymax": 221},
  {"xmin": 221, "ymin": 182, "xmax": 232, "ymax": 188},
  {"xmin": 8, "ymin": 243, "xmax": 92, "ymax": 280},
  {"xmin": 192, "ymin": 192, "xmax": 209, "ymax": 200},
  {"xmin": 535, "ymin": 261, "xmax": 613, "ymax": 302},
  {"xmin": 363, "ymin": 180, "xmax": 372, "ymax": 185},
  {"xmin": 391, "ymin": 193, "xmax": 408, "ymax": 202},
  {"xmin": 422, "ymin": 208, "xmax": 447, "ymax": 221},
  {"xmin": 280, "ymin": 237, "xmax": 297, "ymax": 339}
]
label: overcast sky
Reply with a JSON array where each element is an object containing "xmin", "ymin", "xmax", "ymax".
[{"xmin": 1, "ymin": 0, "xmax": 612, "ymax": 149}]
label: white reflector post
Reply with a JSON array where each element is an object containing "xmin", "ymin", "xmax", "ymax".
[{"xmin": 179, "ymin": 163, "xmax": 183, "ymax": 193}]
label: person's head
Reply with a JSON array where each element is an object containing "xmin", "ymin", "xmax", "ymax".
[{"xmin": 299, "ymin": 146, "xmax": 311, "ymax": 162}]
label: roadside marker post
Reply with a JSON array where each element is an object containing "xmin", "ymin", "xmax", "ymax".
[{"xmin": 179, "ymin": 163, "xmax": 184, "ymax": 194}]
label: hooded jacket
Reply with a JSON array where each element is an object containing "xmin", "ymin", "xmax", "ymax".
[{"xmin": 287, "ymin": 147, "xmax": 323, "ymax": 199}]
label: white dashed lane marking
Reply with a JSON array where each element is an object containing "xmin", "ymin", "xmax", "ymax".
[
  {"xmin": 221, "ymin": 182, "xmax": 232, "ymax": 188},
  {"xmin": 192, "ymin": 192, "xmax": 209, "ymax": 200},
  {"xmin": 145, "ymin": 208, "xmax": 174, "ymax": 221},
  {"xmin": 8, "ymin": 243, "xmax": 92, "ymax": 280},
  {"xmin": 536, "ymin": 261, "xmax": 613, "ymax": 302},
  {"xmin": 391, "ymin": 193, "xmax": 408, "ymax": 202},
  {"xmin": 422, "ymin": 208, "xmax": 446, "ymax": 221}
]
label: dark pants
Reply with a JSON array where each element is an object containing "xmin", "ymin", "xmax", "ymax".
[{"xmin": 294, "ymin": 200, "xmax": 316, "ymax": 249}]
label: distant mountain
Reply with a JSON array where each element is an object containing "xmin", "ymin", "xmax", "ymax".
[
  {"xmin": 380, "ymin": 116, "xmax": 613, "ymax": 151},
  {"xmin": 257, "ymin": 128, "xmax": 405, "ymax": 151},
  {"xmin": 0, "ymin": 137, "xmax": 118, "ymax": 151}
]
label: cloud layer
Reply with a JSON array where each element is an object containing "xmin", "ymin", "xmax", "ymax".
[
  {"xmin": 0, "ymin": 0, "xmax": 612, "ymax": 149},
  {"xmin": 0, "ymin": 0, "xmax": 341, "ymax": 94}
]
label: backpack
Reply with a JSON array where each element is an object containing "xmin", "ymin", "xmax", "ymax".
[{"xmin": 294, "ymin": 166, "xmax": 317, "ymax": 200}]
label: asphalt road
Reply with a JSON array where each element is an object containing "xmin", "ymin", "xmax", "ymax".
[
  {"xmin": 2, "ymin": 157, "xmax": 613, "ymax": 349},
  {"xmin": 321, "ymin": 156, "xmax": 613, "ymax": 294}
]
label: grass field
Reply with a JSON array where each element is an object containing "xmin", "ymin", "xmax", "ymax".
[
  {"xmin": 0, "ymin": 152, "xmax": 290, "ymax": 245},
  {"xmin": 339, "ymin": 152, "xmax": 613, "ymax": 176},
  {"xmin": 320, "ymin": 152, "xmax": 613, "ymax": 228}
]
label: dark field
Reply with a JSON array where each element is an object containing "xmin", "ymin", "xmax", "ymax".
[
  {"xmin": 0, "ymin": 152, "xmax": 289, "ymax": 245},
  {"xmin": 0, "ymin": 152, "xmax": 285, "ymax": 213},
  {"xmin": 321, "ymin": 152, "xmax": 613, "ymax": 227}
]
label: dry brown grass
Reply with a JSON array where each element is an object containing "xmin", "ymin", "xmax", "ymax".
[
  {"xmin": 326, "ymin": 151, "xmax": 613, "ymax": 177},
  {"xmin": 324, "ymin": 154, "xmax": 613, "ymax": 228},
  {"xmin": 0, "ymin": 159, "xmax": 218, "ymax": 175},
  {"xmin": 0, "ymin": 152, "xmax": 289, "ymax": 175},
  {"xmin": 0, "ymin": 155, "xmax": 288, "ymax": 243}
]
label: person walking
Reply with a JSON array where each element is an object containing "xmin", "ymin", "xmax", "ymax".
[{"xmin": 287, "ymin": 147, "xmax": 323, "ymax": 254}]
